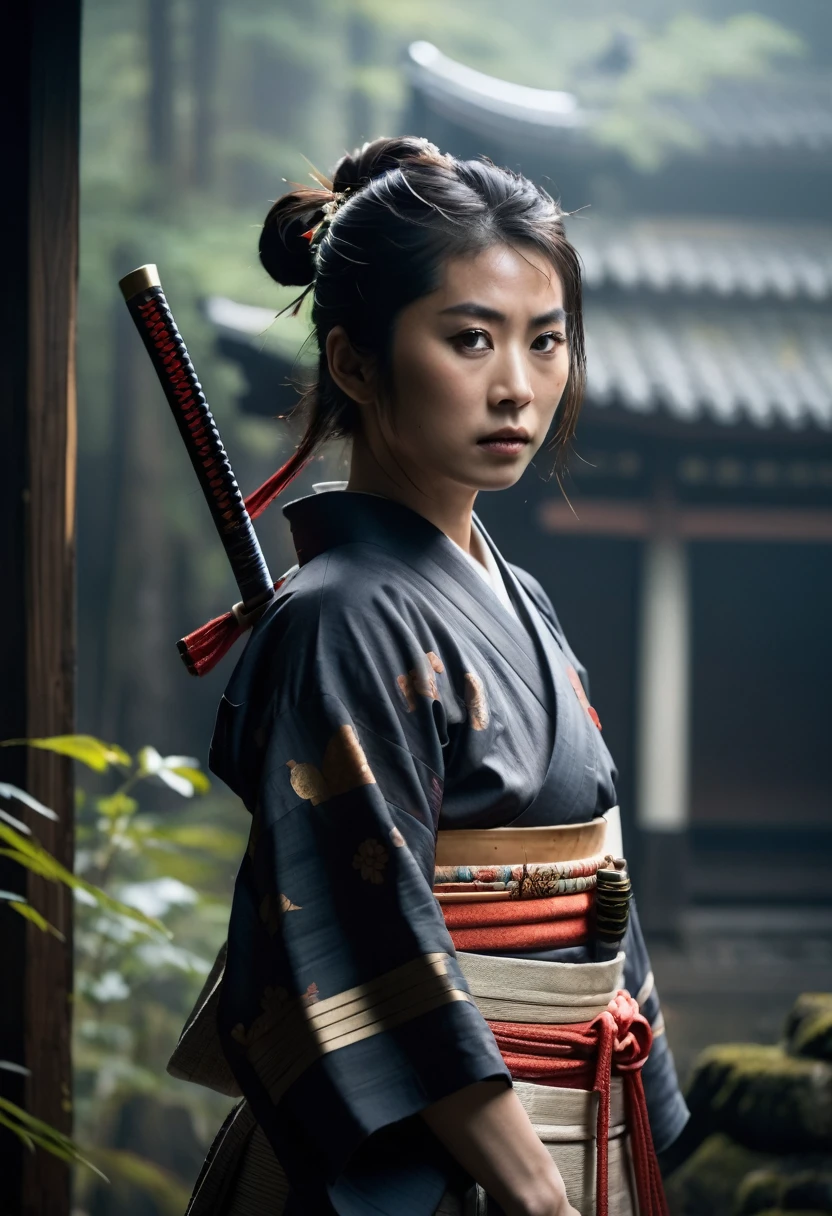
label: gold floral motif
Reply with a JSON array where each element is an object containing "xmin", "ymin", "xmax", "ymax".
[
  {"xmin": 352, "ymin": 838, "xmax": 388, "ymax": 883},
  {"xmin": 286, "ymin": 724, "xmax": 376, "ymax": 806},
  {"xmin": 464, "ymin": 672, "xmax": 489, "ymax": 731},
  {"xmin": 259, "ymin": 892, "xmax": 302, "ymax": 935},
  {"xmin": 397, "ymin": 651, "xmax": 445, "ymax": 712},
  {"xmin": 389, "ymin": 826, "xmax": 406, "ymax": 848}
]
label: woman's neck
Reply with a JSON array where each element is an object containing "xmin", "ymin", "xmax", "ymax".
[{"xmin": 347, "ymin": 434, "xmax": 478, "ymax": 554}]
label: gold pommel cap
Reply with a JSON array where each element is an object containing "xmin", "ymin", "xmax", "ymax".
[{"xmin": 119, "ymin": 264, "xmax": 161, "ymax": 302}]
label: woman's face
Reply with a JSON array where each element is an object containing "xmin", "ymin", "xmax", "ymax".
[{"xmin": 377, "ymin": 242, "xmax": 570, "ymax": 496}]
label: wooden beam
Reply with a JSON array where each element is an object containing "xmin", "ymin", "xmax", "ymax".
[
  {"xmin": 538, "ymin": 499, "xmax": 832, "ymax": 543},
  {"xmin": 23, "ymin": 1, "xmax": 80, "ymax": 1210},
  {"xmin": 537, "ymin": 499, "xmax": 652, "ymax": 537},
  {"xmin": 0, "ymin": 2, "xmax": 79, "ymax": 1214},
  {"xmin": 679, "ymin": 506, "xmax": 832, "ymax": 542}
]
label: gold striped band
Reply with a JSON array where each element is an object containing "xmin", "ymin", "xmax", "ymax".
[{"xmin": 240, "ymin": 952, "xmax": 471, "ymax": 1104}]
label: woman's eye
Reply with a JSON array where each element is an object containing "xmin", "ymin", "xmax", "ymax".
[
  {"xmin": 453, "ymin": 328, "xmax": 492, "ymax": 352},
  {"xmin": 532, "ymin": 331, "xmax": 566, "ymax": 353}
]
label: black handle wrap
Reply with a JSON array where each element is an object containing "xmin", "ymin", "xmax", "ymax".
[{"xmin": 125, "ymin": 283, "xmax": 273, "ymax": 609}]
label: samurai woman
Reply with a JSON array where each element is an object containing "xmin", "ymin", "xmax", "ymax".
[{"xmin": 176, "ymin": 137, "xmax": 689, "ymax": 1216}]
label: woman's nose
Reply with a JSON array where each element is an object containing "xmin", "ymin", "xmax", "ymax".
[{"xmin": 490, "ymin": 346, "xmax": 534, "ymax": 409}]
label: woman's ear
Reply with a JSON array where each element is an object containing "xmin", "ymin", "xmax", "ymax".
[{"xmin": 326, "ymin": 326, "xmax": 378, "ymax": 406}]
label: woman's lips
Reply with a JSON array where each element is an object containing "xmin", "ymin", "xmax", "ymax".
[{"xmin": 477, "ymin": 437, "xmax": 530, "ymax": 456}]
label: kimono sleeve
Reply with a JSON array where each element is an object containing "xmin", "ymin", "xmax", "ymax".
[{"xmin": 216, "ymin": 598, "xmax": 510, "ymax": 1203}]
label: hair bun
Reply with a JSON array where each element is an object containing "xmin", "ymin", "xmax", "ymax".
[
  {"xmin": 331, "ymin": 136, "xmax": 445, "ymax": 194},
  {"xmin": 259, "ymin": 193, "xmax": 323, "ymax": 287},
  {"xmin": 260, "ymin": 138, "xmax": 447, "ymax": 286}
]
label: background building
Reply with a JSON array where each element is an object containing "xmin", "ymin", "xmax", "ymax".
[{"xmin": 208, "ymin": 39, "xmax": 832, "ymax": 1081}]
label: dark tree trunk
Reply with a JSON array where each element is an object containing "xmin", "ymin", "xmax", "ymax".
[
  {"xmin": 147, "ymin": 0, "xmax": 176, "ymax": 175},
  {"xmin": 190, "ymin": 0, "xmax": 222, "ymax": 189},
  {"xmin": 347, "ymin": 12, "xmax": 374, "ymax": 146},
  {"xmin": 0, "ymin": 1, "xmax": 79, "ymax": 1214}
]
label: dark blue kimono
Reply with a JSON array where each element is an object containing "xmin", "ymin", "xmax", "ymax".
[{"xmin": 211, "ymin": 490, "xmax": 688, "ymax": 1216}]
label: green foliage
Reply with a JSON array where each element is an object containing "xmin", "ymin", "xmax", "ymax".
[
  {"xmin": 0, "ymin": 733, "xmax": 239, "ymax": 1210},
  {"xmin": 1, "ymin": 736, "xmax": 132, "ymax": 771},
  {"xmin": 0, "ymin": 1063, "xmax": 107, "ymax": 1181},
  {"xmin": 585, "ymin": 13, "xmax": 804, "ymax": 168}
]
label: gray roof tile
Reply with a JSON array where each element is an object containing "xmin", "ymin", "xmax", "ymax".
[
  {"xmin": 572, "ymin": 220, "xmax": 832, "ymax": 301},
  {"xmin": 585, "ymin": 304, "xmax": 832, "ymax": 429}
]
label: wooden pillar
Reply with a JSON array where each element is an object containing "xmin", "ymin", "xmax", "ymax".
[
  {"xmin": 0, "ymin": 2, "xmax": 79, "ymax": 1213},
  {"xmin": 636, "ymin": 530, "xmax": 691, "ymax": 936}
]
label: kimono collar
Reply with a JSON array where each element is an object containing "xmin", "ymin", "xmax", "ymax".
[
  {"xmin": 282, "ymin": 490, "xmax": 560, "ymax": 717},
  {"xmin": 283, "ymin": 490, "xmax": 464, "ymax": 568}
]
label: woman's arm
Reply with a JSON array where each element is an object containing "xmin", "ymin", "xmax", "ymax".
[{"xmin": 421, "ymin": 1080, "xmax": 581, "ymax": 1216}]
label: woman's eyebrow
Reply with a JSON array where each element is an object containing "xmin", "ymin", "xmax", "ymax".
[
  {"xmin": 439, "ymin": 302, "xmax": 567, "ymax": 326},
  {"xmin": 439, "ymin": 302, "xmax": 506, "ymax": 322},
  {"xmin": 531, "ymin": 307, "xmax": 567, "ymax": 326}
]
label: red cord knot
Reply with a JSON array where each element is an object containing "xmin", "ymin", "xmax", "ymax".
[{"xmin": 487, "ymin": 988, "xmax": 667, "ymax": 1216}]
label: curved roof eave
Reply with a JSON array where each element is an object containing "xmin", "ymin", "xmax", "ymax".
[{"xmin": 407, "ymin": 41, "xmax": 587, "ymax": 139}]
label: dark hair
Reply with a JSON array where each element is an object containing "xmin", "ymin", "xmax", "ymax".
[{"xmin": 247, "ymin": 136, "xmax": 586, "ymax": 517}]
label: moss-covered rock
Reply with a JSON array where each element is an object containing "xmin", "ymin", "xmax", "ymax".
[
  {"xmin": 785, "ymin": 995, "xmax": 832, "ymax": 1065},
  {"xmin": 664, "ymin": 1133, "xmax": 769, "ymax": 1216},
  {"xmin": 684, "ymin": 1043, "xmax": 832, "ymax": 1152},
  {"xmin": 736, "ymin": 1167, "xmax": 832, "ymax": 1213},
  {"xmin": 736, "ymin": 1170, "xmax": 783, "ymax": 1214}
]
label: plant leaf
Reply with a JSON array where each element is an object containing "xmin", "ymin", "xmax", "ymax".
[
  {"xmin": 142, "ymin": 823, "xmax": 242, "ymax": 860},
  {"xmin": 0, "ymin": 782, "xmax": 58, "ymax": 821},
  {"xmin": 0, "ymin": 808, "xmax": 31, "ymax": 834},
  {"xmin": 156, "ymin": 769, "xmax": 196, "ymax": 798},
  {"xmin": 0, "ymin": 1097, "xmax": 108, "ymax": 1179},
  {"xmin": 168, "ymin": 766, "xmax": 211, "ymax": 795},
  {"xmin": 1, "ymin": 736, "xmax": 132, "ymax": 772},
  {"xmin": 0, "ymin": 1109, "xmax": 35, "ymax": 1153},
  {"xmin": 95, "ymin": 792, "xmax": 139, "ymax": 818},
  {"xmin": 0, "ymin": 824, "xmax": 171, "ymax": 938},
  {"xmin": 8, "ymin": 900, "xmax": 65, "ymax": 940},
  {"xmin": 0, "ymin": 1060, "xmax": 31, "ymax": 1076},
  {"xmin": 136, "ymin": 746, "xmax": 163, "ymax": 775}
]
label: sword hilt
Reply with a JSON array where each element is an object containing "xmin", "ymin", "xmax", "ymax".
[{"xmin": 119, "ymin": 265, "xmax": 274, "ymax": 613}]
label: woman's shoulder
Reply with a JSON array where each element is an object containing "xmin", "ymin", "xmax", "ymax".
[
  {"xmin": 271, "ymin": 543, "xmax": 431, "ymax": 631},
  {"xmin": 242, "ymin": 545, "xmax": 450, "ymax": 692}
]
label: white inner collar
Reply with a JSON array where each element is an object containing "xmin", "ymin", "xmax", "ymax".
[{"xmin": 311, "ymin": 482, "xmax": 518, "ymax": 619}]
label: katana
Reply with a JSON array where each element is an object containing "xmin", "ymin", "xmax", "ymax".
[{"xmin": 119, "ymin": 264, "xmax": 279, "ymax": 675}]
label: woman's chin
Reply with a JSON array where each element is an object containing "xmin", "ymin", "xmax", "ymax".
[{"xmin": 465, "ymin": 465, "xmax": 528, "ymax": 493}]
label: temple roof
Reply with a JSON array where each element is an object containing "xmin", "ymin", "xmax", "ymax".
[
  {"xmin": 574, "ymin": 220, "xmax": 832, "ymax": 300},
  {"xmin": 585, "ymin": 303, "xmax": 831, "ymax": 430},
  {"xmin": 407, "ymin": 41, "xmax": 832, "ymax": 157}
]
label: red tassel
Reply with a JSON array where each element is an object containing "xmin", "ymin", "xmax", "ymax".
[
  {"xmin": 179, "ymin": 570, "xmax": 291, "ymax": 677},
  {"xmin": 178, "ymin": 446, "xmax": 314, "ymax": 676},
  {"xmin": 178, "ymin": 609, "xmax": 245, "ymax": 677}
]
